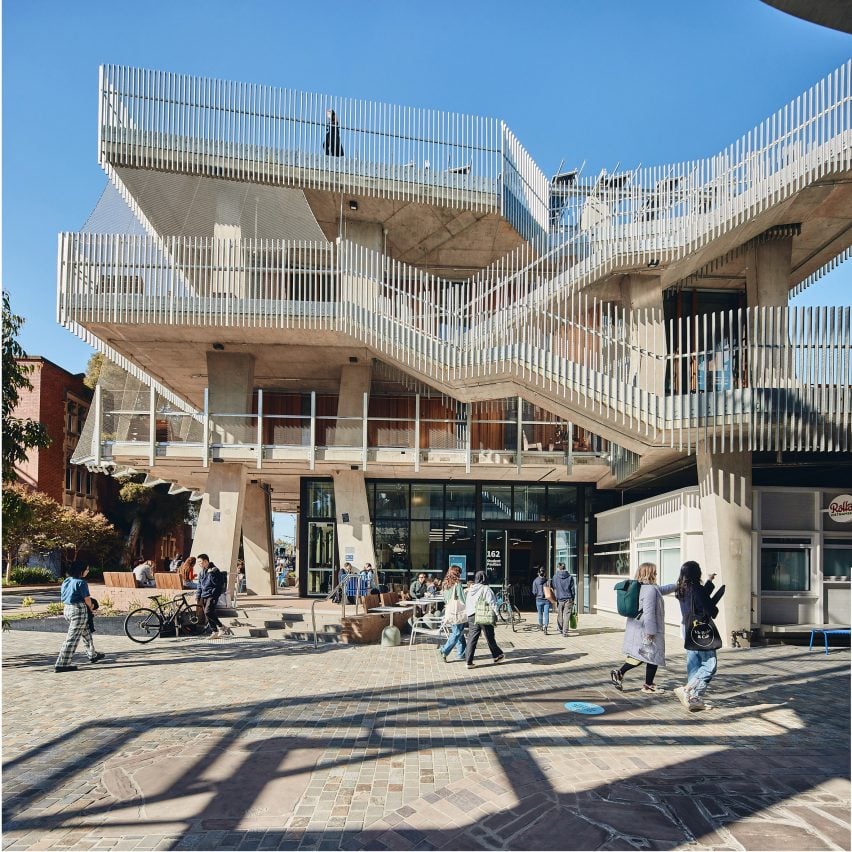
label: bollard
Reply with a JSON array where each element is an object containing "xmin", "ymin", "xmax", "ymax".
[{"xmin": 381, "ymin": 626, "xmax": 401, "ymax": 647}]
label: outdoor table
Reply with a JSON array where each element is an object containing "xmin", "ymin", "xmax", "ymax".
[{"xmin": 369, "ymin": 604, "xmax": 414, "ymax": 629}]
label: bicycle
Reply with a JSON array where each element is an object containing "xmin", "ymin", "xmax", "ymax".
[
  {"xmin": 124, "ymin": 593, "xmax": 204, "ymax": 644},
  {"xmin": 495, "ymin": 588, "xmax": 524, "ymax": 630}
]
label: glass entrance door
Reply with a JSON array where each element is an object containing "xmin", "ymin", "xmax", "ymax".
[{"xmin": 307, "ymin": 521, "xmax": 336, "ymax": 595}]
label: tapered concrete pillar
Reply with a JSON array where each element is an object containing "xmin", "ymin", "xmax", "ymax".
[
  {"xmin": 191, "ymin": 462, "xmax": 247, "ymax": 600},
  {"xmin": 696, "ymin": 442, "xmax": 753, "ymax": 641},
  {"xmin": 746, "ymin": 235, "xmax": 792, "ymax": 308},
  {"xmin": 623, "ymin": 274, "xmax": 666, "ymax": 396},
  {"xmin": 213, "ymin": 222, "xmax": 245, "ymax": 298},
  {"xmin": 331, "ymin": 470, "xmax": 376, "ymax": 571},
  {"xmin": 208, "ymin": 350, "xmax": 255, "ymax": 445},
  {"xmin": 334, "ymin": 362, "xmax": 371, "ymax": 447},
  {"xmin": 242, "ymin": 482, "xmax": 276, "ymax": 595}
]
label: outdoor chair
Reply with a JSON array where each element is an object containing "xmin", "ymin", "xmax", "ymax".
[{"xmin": 408, "ymin": 612, "xmax": 448, "ymax": 647}]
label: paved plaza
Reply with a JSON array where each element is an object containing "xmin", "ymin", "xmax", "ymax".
[{"xmin": 2, "ymin": 613, "xmax": 850, "ymax": 851}]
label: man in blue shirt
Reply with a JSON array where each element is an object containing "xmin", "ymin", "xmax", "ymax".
[{"xmin": 55, "ymin": 562, "xmax": 105, "ymax": 672}]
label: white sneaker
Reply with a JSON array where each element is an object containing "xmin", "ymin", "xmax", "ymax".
[
  {"xmin": 688, "ymin": 698, "xmax": 706, "ymax": 712},
  {"xmin": 209, "ymin": 631, "xmax": 221, "ymax": 639},
  {"xmin": 673, "ymin": 686, "xmax": 690, "ymax": 708}
]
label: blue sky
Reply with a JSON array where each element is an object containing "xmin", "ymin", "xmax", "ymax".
[{"xmin": 3, "ymin": 0, "xmax": 850, "ymax": 373}]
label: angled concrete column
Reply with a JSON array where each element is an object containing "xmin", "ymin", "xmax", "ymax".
[
  {"xmin": 208, "ymin": 350, "xmax": 255, "ymax": 445},
  {"xmin": 213, "ymin": 222, "xmax": 245, "ymax": 298},
  {"xmin": 191, "ymin": 462, "xmax": 247, "ymax": 600},
  {"xmin": 242, "ymin": 482, "xmax": 276, "ymax": 595},
  {"xmin": 746, "ymin": 235, "xmax": 792, "ymax": 308},
  {"xmin": 334, "ymin": 362, "xmax": 371, "ymax": 447},
  {"xmin": 331, "ymin": 470, "xmax": 376, "ymax": 571},
  {"xmin": 696, "ymin": 443, "xmax": 753, "ymax": 641},
  {"xmin": 623, "ymin": 274, "xmax": 666, "ymax": 397}
]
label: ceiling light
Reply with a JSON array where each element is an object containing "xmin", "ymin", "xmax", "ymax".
[{"xmin": 349, "ymin": 199, "xmax": 358, "ymax": 210}]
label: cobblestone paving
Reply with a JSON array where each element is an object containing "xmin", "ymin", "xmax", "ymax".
[{"xmin": 2, "ymin": 615, "xmax": 849, "ymax": 851}]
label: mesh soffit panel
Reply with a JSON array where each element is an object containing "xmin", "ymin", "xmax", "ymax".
[{"xmin": 112, "ymin": 168, "xmax": 327, "ymax": 242}]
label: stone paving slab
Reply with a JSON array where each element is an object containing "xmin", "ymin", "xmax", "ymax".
[{"xmin": 2, "ymin": 614, "xmax": 849, "ymax": 851}]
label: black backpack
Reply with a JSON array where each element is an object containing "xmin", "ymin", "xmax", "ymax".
[{"xmin": 614, "ymin": 579, "xmax": 642, "ymax": 618}]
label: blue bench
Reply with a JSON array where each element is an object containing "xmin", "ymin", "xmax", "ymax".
[{"xmin": 808, "ymin": 627, "xmax": 851, "ymax": 655}]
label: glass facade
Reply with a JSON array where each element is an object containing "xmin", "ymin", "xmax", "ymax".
[
  {"xmin": 300, "ymin": 479, "xmax": 586, "ymax": 602},
  {"xmin": 760, "ymin": 537, "xmax": 811, "ymax": 592}
]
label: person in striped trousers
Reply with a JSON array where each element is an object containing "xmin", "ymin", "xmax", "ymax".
[{"xmin": 55, "ymin": 562, "xmax": 105, "ymax": 672}]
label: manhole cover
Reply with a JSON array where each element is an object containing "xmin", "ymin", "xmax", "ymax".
[{"xmin": 564, "ymin": 701, "xmax": 605, "ymax": 715}]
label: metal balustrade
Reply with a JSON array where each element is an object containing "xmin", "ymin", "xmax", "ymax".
[
  {"xmin": 59, "ymin": 230, "xmax": 852, "ymax": 455},
  {"xmin": 62, "ymin": 62, "xmax": 852, "ymax": 459},
  {"xmin": 98, "ymin": 65, "xmax": 549, "ymax": 242}
]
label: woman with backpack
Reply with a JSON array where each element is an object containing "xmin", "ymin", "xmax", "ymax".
[
  {"xmin": 673, "ymin": 561, "xmax": 723, "ymax": 712},
  {"xmin": 610, "ymin": 562, "xmax": 675, "ymax": 694},
  {"xmin": 437, "ymin": 565, "xmax": 467, "ymax": 662},
  {"xmin": 464, "ymin": 571, "xmax": 504, "ymax": 668},
  {"xmin": 531, "ymin": 566, "xmax": 552, "ymax": 633}
]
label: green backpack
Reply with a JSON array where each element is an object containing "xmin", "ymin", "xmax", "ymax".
[
  {"xmin": 474, "ymin": 594, "xmax": 495, "ymax": 626},
  {"xmin": 614, "ymin": 579, "xmax": 642, "ymax": 619}
]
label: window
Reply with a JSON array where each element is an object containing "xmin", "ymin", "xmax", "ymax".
[
  {"xmin": 513, "ymin": 485, "xmax": 546, "ymax": 522},
  {"xmin": 481, "ymin": 485, "xmax": 511, "ymax": 520},
  {"xmin": 593, "ymin": 540, "xmax": 630, "ymax": 576},
  {"xmin": 761, "ymin": 537, "xmax": 811, "ymax": 592},
  {"xmin": 636, "ymin": 536, "xmax": 681, "ymax": 584},
  {"xmin": 306, "ymin": 481, "xmax": 335, "ymax": 519},
  {"xmin": 445, "ymin": 484, "xmax": 475, "ymax": 520},
  {"xmin": 824, "ymin": 539, "xmax": 852, "ymax": 579},
  {"xmin": 547, "ymin": 485, "xmax": 578, "ymax": 522},
  {"xmin": 375, "ymin": 483, "xmax": 409, "ymax": 519}
]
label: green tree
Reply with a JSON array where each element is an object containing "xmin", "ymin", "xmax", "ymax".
[
  {"xmin": 49, "ymin": 507, "xmax": 122, "ymax": 567},
  {"xmin": 2, "ymin": 291, "xmax": 51, "ymax": 482},
  {"xmin": 110, "ymin": 474, "xmax": 194, "ymax": 566},
  {"xmin": 2, "ymin": 485, "xmax": 61, "ymax": 580},
  {"xmin": 83, "ymin": 352, "xmax": 106, "ymax": 389}
]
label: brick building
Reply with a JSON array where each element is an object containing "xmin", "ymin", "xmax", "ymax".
[
  {"xmin": 12, "ymin": 356, "xmax": 193, "ymax": 569},
  {"xmin": 13, "ymin": 357, "xmax": 105, "ymax": 510}
]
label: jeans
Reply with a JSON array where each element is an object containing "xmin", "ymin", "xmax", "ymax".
[
  {"xmin": 202, "ymin": 597, "xmax": 223, "ymax": 631},
  {"xmin": 466, "ymin": 617, "xmax": 503, "ymax": 663},
  {"xmin": 556, "ymin": 599, "xmax": 574, "ymax": 635},
  {"xmin": 535, "ymin": 598, "xmax": 551, "ymax": 627},
  {"xmin": 440, "ymin": 623, "xmax": 467, "ymax": 659},
  {"xmin": 686, "ymin": 649, "xmax": 717, "ymax": 699}
]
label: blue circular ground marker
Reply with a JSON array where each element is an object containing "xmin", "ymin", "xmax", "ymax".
[{"xmin": 564, "ymin": 701, "xmax": 605, "ymax": 715}]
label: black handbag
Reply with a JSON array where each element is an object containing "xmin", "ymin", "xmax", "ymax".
[{"xmin": 684, "ymin": 608, "xmax": 722, "ymax": 651}]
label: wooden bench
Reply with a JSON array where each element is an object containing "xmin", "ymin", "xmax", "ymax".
[
  {"xmin": 103, "ymin": 571, "xmax": 142, "ymax": 589},
  {"xmin": 154, "ymin": 573, "xmax": 183, "ymax": 591}
]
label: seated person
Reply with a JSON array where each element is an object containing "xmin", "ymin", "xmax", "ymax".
[
  {"xmin": 425, "ymin": 575, "xmax": 439, "ymax": 595},
  {"xmin": 409, "ymin": 572, "xmax": 428, "ymax": 599},
  {"xmin": 132, "ymin": 559, "xmax": 155, "ymax": 587},
  {"xmin": 178, "ymin": 556, "xmax": 197, "ymax": 589}
]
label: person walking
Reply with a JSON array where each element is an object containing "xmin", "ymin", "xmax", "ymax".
[
  {"xmin": 437, "ymin": 565, "xmax": 467, "ymax": 662},
  {"xmin": 610, "ymin": 562, "xmax": 675, "ymax": 694},
  {"xmin": 531, "ymin": 566, "xmax": 551, "ymax": 633},
  {"xmin": 54, "ymin": 561, "xmax": 105, "ymax": 672},
  {"xmin": 552, "ymin": 562, "xmax": 577, "ymax": 637},
  {"xmin": 464, "ymin": 571, "xmax": 504, "ymax": 668},
  {"xmin": 673, "ymin": 561, "xmax": 724, "ymax": 712},
  {"xmin": 195, "ymin": 554, "xmax": 230, "ymax": 638}
]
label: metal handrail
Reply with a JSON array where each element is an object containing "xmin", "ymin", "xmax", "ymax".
[{"xmin": 310, "ymin": 576, "xmax": 350, "ymax": 648}]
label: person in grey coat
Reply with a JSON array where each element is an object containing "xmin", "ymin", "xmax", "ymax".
[{"xmin": 610, "ymin": 562, "xmax": 676, "ymax": 694}]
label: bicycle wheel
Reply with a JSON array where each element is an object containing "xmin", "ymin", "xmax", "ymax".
[
  {"xmin": 511, "ymin": 605, "xmax": 525, "ymax": 625},
  {"xmin": 124, "ymin": 608, "xmax": 163, "ymax": 643},
  {"xmin": 495, "ymin": 602, "xmax": 510, "ymax": 624}
]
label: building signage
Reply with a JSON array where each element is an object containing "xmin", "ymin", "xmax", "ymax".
[
  {"xmin": 448, "ymin": 554, "xmax": 467, "ymax": 579},
  {"xmin": 828, "ymin": 495, "xmax": 852, "ymax": 524}
]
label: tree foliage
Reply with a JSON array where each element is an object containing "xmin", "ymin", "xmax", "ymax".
[
  {"xmin": 2, "ymin": 291, "xmax": 51, "ymax": 482},
  {"xmin": 108, "ymin": 474, "xmax": 195, "ymax": 566},
  {"xmin": 2, "ymin": 484, "xmax": 121, "ymax": 578},
  {"xmin": 83, "ymin": 352, "xmax": 106, "ymax": 389}
]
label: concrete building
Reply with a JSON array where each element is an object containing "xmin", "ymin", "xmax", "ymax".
[{"xmin": 62, "ymin": 63, "xmax": 852, "ymax": 636}]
